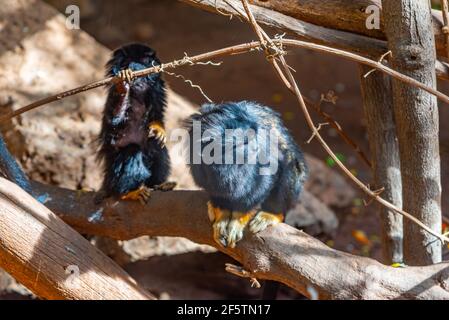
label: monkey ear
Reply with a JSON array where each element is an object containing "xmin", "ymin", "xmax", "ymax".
[{"xmin": 142, "ymin": 51, "xmax": 159, "ymax": 67}]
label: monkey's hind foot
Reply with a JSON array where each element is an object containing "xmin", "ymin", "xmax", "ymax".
[
  {"xmin": 117, "ymin": 68, "xmax": 135, "ymax": 83},
  {"xmin": 148, "ymin": 121, "xmax": 167, "ymax": 147},
  {"xmin": 121, "ymin": 185, "xmax": 151, "ymax": 204},
  {"xmin": 208, "ymin": 202, "xmax": 231, "ymax": 248},
  {"xmin": 207, "ymin": 202, "xmax": 256, "ymax": 248},
  {"xmin": 249, "ymin": 211, "xmax": 284, "ymax": 234},
  {"xmin": 153, "ymin": 181, "xmax": 177, "ymax": 191}
]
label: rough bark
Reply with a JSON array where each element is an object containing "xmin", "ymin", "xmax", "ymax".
[
  {"xmin": 0, "ymin": 0, "xmax": 198, "ymax": 192},
  {"xmin": 359, "ymin": 65, "xmax": 403, "ymax": 264},
  {"xmin": 382, "ymin": 0, "xmax": 442, "ymax": 265},
  {"xmin": 10, "ymin": 180, "xmax": 444, "ymax": 300},
  {"xmin": 0, "ymin": 178, "xmax": 153, "ymax": 300},
  {"xmin": 180, "ymin": 0, "xmax": 449, "ymax": 80}
]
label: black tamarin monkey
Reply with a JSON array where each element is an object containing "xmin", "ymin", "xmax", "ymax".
[
  {"xmin": 186, "ymin": 101, "xmax": 308, "ymax": 248},
  {"xmin": 97, "ymin": 43, "xmax": 175, "ymax": 202},
  {"xmin": 185, "ymin": 101, "xmax": 308, "ymax": 299}
]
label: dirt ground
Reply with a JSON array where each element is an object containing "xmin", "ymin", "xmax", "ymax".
[{"xmin": 2, "ymin": 0, "xmax": 449, "ymax": 299}]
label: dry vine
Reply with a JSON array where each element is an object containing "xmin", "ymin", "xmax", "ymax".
[
  {"xmin": 307, "ymin": 95, "xmax": 372, "ymax": 168},
  {"xmin": 4, "ymin": 40, "xmax": 449, "ymax": 124}
]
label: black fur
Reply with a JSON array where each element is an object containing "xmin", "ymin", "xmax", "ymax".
[
  {"xmin": 186, "ymin": 101, "xmax": 308, "ymax": 214},
  {"xmin": 98, "ymin": 43, "xmax": 170, "ymax": 198}
]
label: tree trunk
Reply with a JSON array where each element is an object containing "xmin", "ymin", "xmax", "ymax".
[
  {"xmin": 359, "ymin": 65, "xmax": 403, "ymax": 264},
  {"xmin": 382, "ymin": 0, "xmax": 442, "ymax": 265}
]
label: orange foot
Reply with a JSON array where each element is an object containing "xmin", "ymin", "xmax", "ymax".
[
  {"xmin": 120, "ymin": 185, "xmax": 151, "ymax": 204},
  {"xmin": 148, "ymin": 121, "xmax": 166, "ymax": 147},
  {"xmin": 207, "ymin": 202, "xmax": 257, "ymax": 248},
  {"xmin": 248, "ymin": 211, "xmax": 284, "ymax": 234}
]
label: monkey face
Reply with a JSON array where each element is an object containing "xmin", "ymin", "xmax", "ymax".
[{"xmin": 107, "ymin": 43, "xmax": 162, "ymax": 81}]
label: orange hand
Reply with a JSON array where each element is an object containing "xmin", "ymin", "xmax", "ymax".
[{"xmin": 120, "ymin": 185, "xmax": 151, "ymax": 204}]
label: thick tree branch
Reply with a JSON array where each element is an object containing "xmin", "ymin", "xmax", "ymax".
[
  {"xmin": 26, "ymin": 180, "xmax": 449, "ymax": 300},
  {"xmin": 0, "ymin": 178, "xmax": 153, "ymax": 300},
  {"xmin": 180, "ymin": 0, "xmax": 449, "ymax": 80},
  {"xmin": 383, "ymin": 0, "xmax": 442, "ymax": 265}
]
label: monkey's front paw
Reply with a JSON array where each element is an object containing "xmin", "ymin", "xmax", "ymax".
[
  {"xmin": 248, "ymin": 211, "xmax": 284, "ymax": 234},
  {"xmin": 117, "ymin": 68, "xmax": 135, "ymax": 83},
  {"xmin": 148, "ymin": 121, "xmax": 167, "ymax": 147},
  {"xmin": 120, "ymin": 185, "xmax": 151, "ymax": 205}
]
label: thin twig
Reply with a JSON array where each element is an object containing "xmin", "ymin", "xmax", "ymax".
[
  {"xmin": 163, "ymin": 70, "xmax": 213, "ymax": 102},
  {"xmin": 363, "ymin": 50, "xmax": 391, "ymax": 78},
  {"xmin": 241, "ymin": 0, "xmax": 266, "ymax": 46},
  {"xmin": 307, "ymin": 122, "xmax": 328, "ymax": 144},
  {"xmin": 363, "ymin": 187, "xmax": 385, "ymax": 206},
  {"xmin": 225, "ymin": 263, "xmax": 261, "ymax": 288},
  {"xmin": 4, "ymin": 38, "xmax": 449, "ymax": 125},
  {"xmin": 305, "ymin": 95, "xmax": 372, "ymax": 168},
  {"xmin": 281, "ymin": 51, "xmax": 449, "ymax": 243},
  {"xmin": 0, "ymin": 42, "xmax": 257, "ymax": 124},
  {"xmin": 278, "ymin": 38, "xmax": 449, "ymax": 106},
  {"xmin": 214, "ymin": 0, "xmax": 234, "ymax": 19}
]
